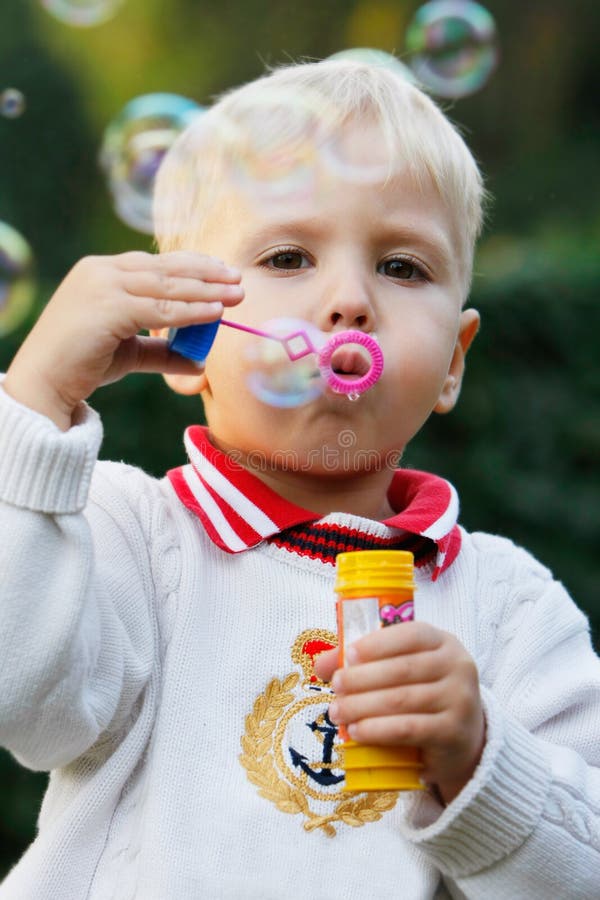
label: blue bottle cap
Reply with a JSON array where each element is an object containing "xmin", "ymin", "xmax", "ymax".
[{"xmin": 168, "ymin": 320, "xmax": 221, "ymax": 363}]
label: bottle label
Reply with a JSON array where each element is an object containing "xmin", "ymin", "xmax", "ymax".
[
  {"xmin": 337, "ymin": 594, "xmax": 414, "ymax": 662},
  {"xmin": 336, "ymin": 594, "xmax": 414, "ymax": 745}
]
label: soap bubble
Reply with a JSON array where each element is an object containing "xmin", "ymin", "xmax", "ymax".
[
  {"xmin": 244, "ymin": 318, "xmax": 325, "ymax": 408},
  {"xmin": 99, "ymin": 93, "xmax": 203, "ymax": 234},
  {"xmin": 0, "ymin": 222, "xmax": 36, "ymax": 337},
  {"xmin": 405, "ymin": 1, "xmax": 498, "ymax": 98},
  {"xmin": 224, "ymin": 86, "xmax": 336, "ymax": 205},
  {"xmin": 0, "ymin": 88, "xmax": 26, "ymax": 119},
  {"xmin": 321, "ymin": 50, "xmax": 417, "ymax": 184},
  {"xmin": 40, "ymin": 0, "xmax": 125, "ymax": 28}
]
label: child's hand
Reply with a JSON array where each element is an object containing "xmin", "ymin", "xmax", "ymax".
[
  {"xmin": 3, "ymin": 251, "xmax": 244, "ymax": 430},
  {"xmin": 314, "ymin": 622, "xmax": 486, "ymax": 804}
]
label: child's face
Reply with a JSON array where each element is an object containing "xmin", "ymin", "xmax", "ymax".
[{"xmin": 196, "ymin": 121, "xmax": 477, "ymax": 476}]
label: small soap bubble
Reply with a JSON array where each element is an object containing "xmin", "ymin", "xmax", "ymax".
[
  {"xmin": 405, "ymin": 1, "xmax": 498, "ymax": 98},
  {"xmin": 40, "ymin": 0, "xmax": 125, "ymax": 28},
  {"xmin": 347, "ymin": 392, "xmax": 361, "ymax": 403},
  {"xmin": 0, "ymin": 221, "xmax": 36, "ymax": 337},
  {"xmin": 99, "ymin": 93, "xmax": 203, "ymax": 234},
  {"xmin": 0, "ymin": 88, "xmax": 26, "ymax": 119},
  {"xmin": 244, "ymin": 318, "xmax": 324, "ymax": 408}
]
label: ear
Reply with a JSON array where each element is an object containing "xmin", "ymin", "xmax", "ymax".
[
  {"xmin": 150, "ymin": 328, "xmax": 208, "ymax": 395},
  {"xmin": 434, "ymin": 308, "xmax": 480, "ymax": 415}
]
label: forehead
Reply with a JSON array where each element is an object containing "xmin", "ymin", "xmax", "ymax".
[{"xmin": 199, "ymin": 128, "xmax": 457, "ymax": 272}]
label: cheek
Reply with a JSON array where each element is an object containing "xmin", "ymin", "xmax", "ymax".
[{"xmin": 386, "ymin": 321, "xmax": 455, "ymax": 398}]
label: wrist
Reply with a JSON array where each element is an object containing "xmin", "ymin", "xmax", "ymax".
[
  {"xmin": 3, "ymin": 370, "xmax": 75, "ymax": 432},
  {"xmin": 434, "ymin": 717, "xmax": 487, "ymax": 806}
]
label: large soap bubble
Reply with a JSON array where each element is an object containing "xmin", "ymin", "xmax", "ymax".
[
  {"xmin": 405, "ymin": 1, "xmax": 498, "ymax": 98},
  {"xmin": 40, "ymin": 0, "xmax": 125, "ymax": 28},
  {"xmin": 243, "ymin": 318, "xmax": 325, "ymax": 408},
  {"xmin": 321, "ymin": 50, "xmax": 416, "ymax": 184},
  {"xmin": 0, "ymin": 222, "xmax": 36, "ymax": 336},
  {"xmin": 99, "ymin": 93, "xmax": 203, "ymax": 234},
  {"xmin": 223, "ymin": 86, "xmax": 333, "ymax": 207}
]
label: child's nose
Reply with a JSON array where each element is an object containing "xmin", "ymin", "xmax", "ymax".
[{"xmin": 318, "ymin": 278, "xmax": 376, "ymax": 333}]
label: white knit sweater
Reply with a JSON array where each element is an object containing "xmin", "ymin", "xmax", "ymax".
[{"xmin": 1, "ymin": 385, "xmax": 599, "ymax": 900}]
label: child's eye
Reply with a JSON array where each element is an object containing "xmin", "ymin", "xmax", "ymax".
[
  {"xmin": 260, "ymin": 249, "xmax": 310, "ymax": 270},
  {"xmin": 378, "ymin": 257, "xmax": 426, "ymax": 281}
]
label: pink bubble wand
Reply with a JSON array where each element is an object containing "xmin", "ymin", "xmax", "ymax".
[{"xmin": 169, "ymin": 319, "xmax": 384, "ymax": 395}]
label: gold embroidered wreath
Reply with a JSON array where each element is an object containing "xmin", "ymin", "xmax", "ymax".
[{"xmin": 239, "ymin": 673, "xmax": 398, "ymax": 837}]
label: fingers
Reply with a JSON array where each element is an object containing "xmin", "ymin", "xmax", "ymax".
[
  {"xmin": 348, "ymin": 621, "xmax": 445, "ymax": 664},
  {"xmin": 330, "ymin": 678, "xmax": 449, "ymax": 727},
  {"xmin": 115, "ymin": 250, "xmax": 242, "ymax": 284},
  {"xmin": 123, "ymin": 336, "xmax": 213, "ymax": 375},
  {"xmin": 341, "ymin": 712, "xmax": 448, "ymax": 748},
  {"xmin": 332, "ymin": 649, "xmax": 447, "ymax": 695},
  {"xmin": 314, "ymin": 647, "xmax": 339, "ymax": 682},
  {"xmin": 124, "ymin": 272, "xmax": 244, "ymax": 306},
  {"xmin": 114, "ymin": 251, "xmax": 245, "ymax": 331},
  {"xmin": 126, "ymin": 297, "xmax": 226, "ymax": 333}
]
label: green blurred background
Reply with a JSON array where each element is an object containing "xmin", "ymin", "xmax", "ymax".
[{"xmin": 1, "ymin": 0, "xmax": 598, "ymax": 878}]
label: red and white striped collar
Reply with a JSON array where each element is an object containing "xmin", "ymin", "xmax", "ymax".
[{"xmin": 167, "ymin": 425, "xmax": 461, "ymax": 579}]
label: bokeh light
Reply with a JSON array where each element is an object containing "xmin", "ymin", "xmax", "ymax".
[
  {"xmin": 40, "ymin": 0, "xmax": 126, "ymax": 28},
  {"xmin": 244, "ymin": 318, "xmax": 324, "ymax": 408},
  {"xmin": 99, "ymin": 93, "xmax": 203, "ymax": 234},
  {"xmin": 0, "ymin": 88, "xmax": 26, "ymax": 119},
  {"xmin": 0, "ymin": 222, "xmax": 36, "ymax": 337},
  {"xmin": 405, "ymin": 0, "xmax": 498, "ymax": 98}
]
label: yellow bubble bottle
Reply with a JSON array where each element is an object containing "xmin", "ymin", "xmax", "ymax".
[{"xmin": 335, "ymin": 549, "xmax": 424, "ymax": 791}]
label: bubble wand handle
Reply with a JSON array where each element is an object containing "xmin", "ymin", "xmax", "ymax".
[
  {"xmin": 219, "ymin": 319, "xmax": 318, "ymax": 361},
  {"xmin": 168, "ymin": 318, "xmax": 318, "ymax": 365},
  {"xmin": 168, "ymin": 320, "xmax": 383, "ymax": 395}
]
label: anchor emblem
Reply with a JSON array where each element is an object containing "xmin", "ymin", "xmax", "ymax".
[
  {"xmin": 289, "ymin": 710, "xmax": 344, "ymax": 787},
  {"xmin": 239, "ymin": 628, "xmax": 400, "ymax": 835}
]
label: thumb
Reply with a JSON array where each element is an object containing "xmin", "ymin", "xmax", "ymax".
[{"xmin": 314, "ymin": 647, "xmax": 340, "ymax": 684}]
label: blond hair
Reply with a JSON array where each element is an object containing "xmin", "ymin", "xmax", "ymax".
[{"xmin": 154, "ymin": 59, "xmax": 486, "ymax": 294}]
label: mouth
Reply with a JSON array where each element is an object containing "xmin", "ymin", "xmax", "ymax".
[{"xmin": 330, "ymin": 345, "xmax": 372, "ymax": 380}]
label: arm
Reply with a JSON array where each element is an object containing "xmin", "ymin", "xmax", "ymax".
[
  {"xmin": 399, "ymin": 544, "xmax": 600, "ymax": 899},
  {"xmin": 0, "ymin": 387, "xmax": 157, "ymax": 770},
  {"xmin": 315, "ymin": 541, "xmax": 600, "ymax": 897},
  {"xmin": 0, "ymin": 250, "xmax": 243, "ymax": 769}
]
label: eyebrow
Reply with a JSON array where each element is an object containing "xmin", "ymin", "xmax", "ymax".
[
  {"xmin": 239, "ymin": 216, "xmax": 454, "ymax": 274},
  {"xmin": 238, "ymin": 217, "xmax": 328, "ymax": 253},
  {"xmin": 375, "ymin": 222, "xmax": 454, "ymax": 273}
]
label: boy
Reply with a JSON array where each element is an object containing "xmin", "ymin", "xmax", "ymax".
[{"xmin": 1, "ymin": 60, "xmax": 599, "ymax": 899}]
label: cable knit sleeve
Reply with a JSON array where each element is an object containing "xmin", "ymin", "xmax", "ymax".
[
  {"xmin": 0, "ymin": 383, "xmax": 159, "ymax": 772},
  {"xmin": 399, "ymin": 533, "xmax": 600, "ymax": 899}
]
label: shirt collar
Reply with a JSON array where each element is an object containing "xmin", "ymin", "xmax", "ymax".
[{"xmin": 167, "ymin": 425, "xmax": 461, "ymax": 579}]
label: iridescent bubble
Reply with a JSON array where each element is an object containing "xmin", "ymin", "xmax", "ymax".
[
  {"xmin": 224, "ymin": 86, "xmax": 335, "ymax": 205},
  {"xmin": 0, "ymin": 222, "xmax": 36, "ymax": 337},
  {"xmin": 99, "ymin": 93, "xmax": 203, "ymax": 234},
  {"xmin": 40, "ymin": 0, "xmax": 125, "ymax": 28},
  {"xmin": 320, "ymin": 50, "xmax": 417, "ymax": 185},
  {"xmin": 0, "ymin": 88, "xmax": 26, "ymax": 119},
  {"xmin": 405, "ymin": 1, "xmax": 498, "ymax": 98},
  {"xmin": 244, "ymin": 318, "xmax": 325, "ymax": 408}
]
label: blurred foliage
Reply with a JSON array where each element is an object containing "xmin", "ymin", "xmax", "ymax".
[{"xmin": 1, "ymin": 0, "xmax": 598, "ymax": 881}]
